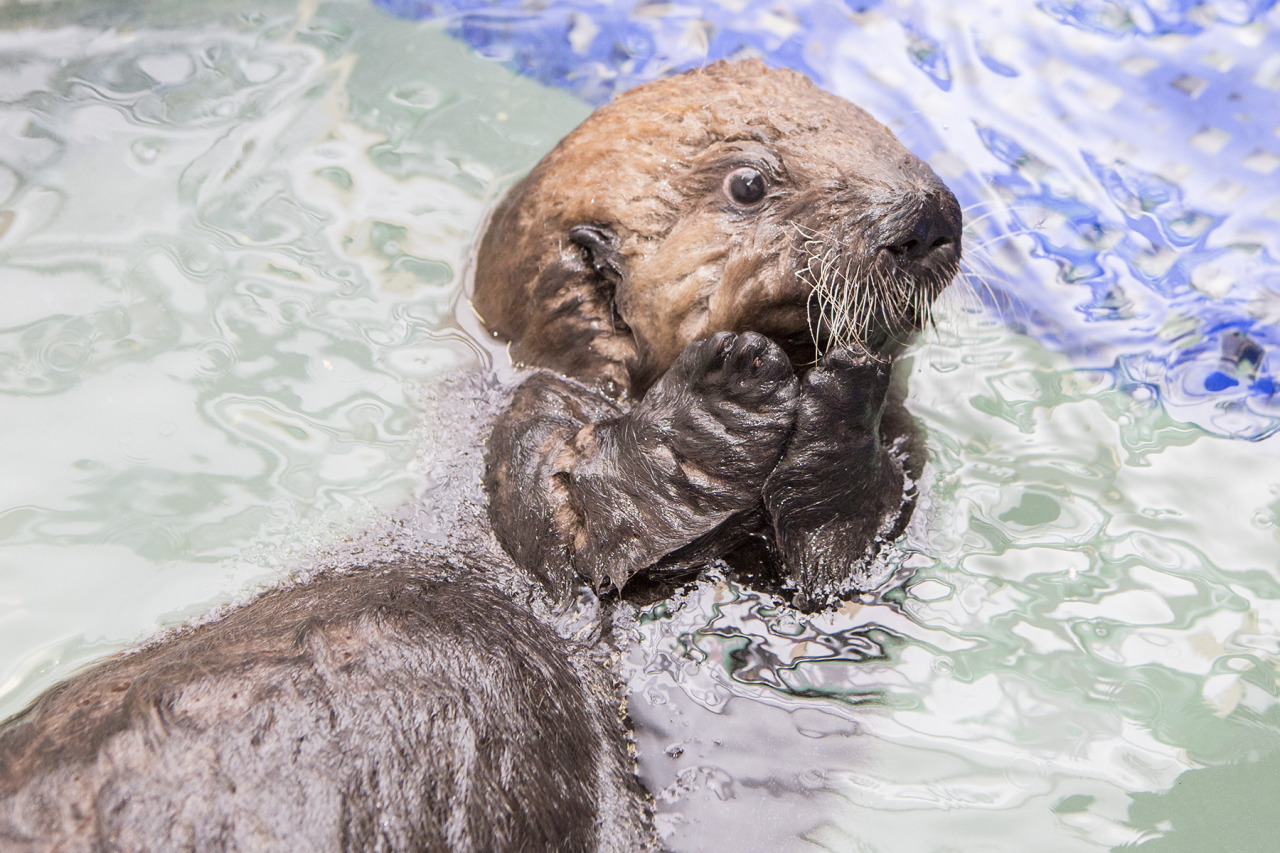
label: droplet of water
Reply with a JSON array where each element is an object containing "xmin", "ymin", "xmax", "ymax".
[{"xmin": 131, "ymin": 139, "xmax": 161, "ymax": 164}]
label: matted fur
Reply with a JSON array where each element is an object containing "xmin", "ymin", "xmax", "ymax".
[{"xmin": 0, "ymin": 562, "xmax": 652, "ymax": 852}]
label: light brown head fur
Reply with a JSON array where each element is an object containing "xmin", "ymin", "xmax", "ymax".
[{"xmin": 473, "ymin": 60, "xmax": 961, "ymax": 398}]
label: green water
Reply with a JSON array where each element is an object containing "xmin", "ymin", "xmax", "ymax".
[
  {"xmin": 2, "ymin": 1, "xmax": 1278, "ymax": 851},
  {"xmin": 0, "ymin": 0, "xmax": 588, "ymax": 710}
]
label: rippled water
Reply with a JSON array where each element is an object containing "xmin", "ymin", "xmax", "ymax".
[
  {"xmin": 2, "ymin": 1, "xmax": 1279, "ymax": 851},
  {"xmin": 0, "ymin": 0, "xmax": 588, "ymax": 706}
]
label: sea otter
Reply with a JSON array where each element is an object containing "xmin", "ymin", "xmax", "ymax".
[
  {"xmin": 0, "ymin": 61, "xmax": 959, "ymax": 851},
  {"xmin": 479, "ymin": 60, "xmax": 960, "ymax": 608}
]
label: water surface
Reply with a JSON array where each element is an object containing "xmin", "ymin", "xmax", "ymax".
[{"xmin": 2, "ymin": 1, "xmax": 1279, "ymax": 851}]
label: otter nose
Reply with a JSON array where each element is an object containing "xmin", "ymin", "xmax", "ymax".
[{"xmin": 876, "ymin": 201, "xmax": 960, "ymax": 263}]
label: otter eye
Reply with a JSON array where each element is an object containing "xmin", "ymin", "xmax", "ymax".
[{"xmin": 724, "ymin": 167, "xmax": 767, "ymax": 207}]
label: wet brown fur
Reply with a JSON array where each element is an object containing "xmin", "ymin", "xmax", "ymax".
[{"xmin": 0, "ymin": 563, "xmax": 651, "ymax": 852}]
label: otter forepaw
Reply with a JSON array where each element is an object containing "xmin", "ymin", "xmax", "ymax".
[
  {"xmin": 659, "ymin": 331, "xmax": 799, "ymax": 482},
  {"xmin": 552, "ymin": 333, "xmax": 799, "ymax": 592},
  {"xmin": 683, "ymin": 330, "xmax": 798, "ymax": 407},
  {"xmin": 801, "ymin": 348, "xmax": 892, "ymax": 437},
  {"xmin": 762, "ymin": 347, "xmax": 906, "ymax": 605}
]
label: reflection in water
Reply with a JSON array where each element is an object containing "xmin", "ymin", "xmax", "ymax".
[
  {"xmin": 1, "ymin": 1, "xmax": 1279, "ymax": 851},
  {"xmin": 0, "ymin": 1, "xmax": 589, "ymax": 708}
]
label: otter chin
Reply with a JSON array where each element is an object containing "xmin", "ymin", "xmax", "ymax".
[{"xmin": 474, "ymin": 59, "xmax": 961, "ymax": 399}]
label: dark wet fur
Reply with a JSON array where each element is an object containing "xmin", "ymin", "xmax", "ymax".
[
  {"xmin": 0, "ymin": 560, "xmax": 651, "ymax": 852},
  {"xmin": 485, "ymin": 331, "xmax": 800, "ymax": 598},
  {"xmin": 485, "ymin": 333, "xmax": 927, "ymax": 610}
]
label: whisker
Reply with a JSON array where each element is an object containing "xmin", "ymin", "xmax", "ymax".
[
  {"xmin": 963, "ymin": 227, "xmax": 1039, "ymax": 255},
  {"xmin": 798, "ymin": 225, "xmax": 967, "ymax": 359}
]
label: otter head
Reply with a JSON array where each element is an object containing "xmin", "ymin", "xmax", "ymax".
[{"xmin": 473, "ymin": 60, "xmax": 962, "ymax": 399}]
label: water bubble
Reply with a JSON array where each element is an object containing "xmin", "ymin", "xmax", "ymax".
[
  {"xmin": 1004, "ymin": 756, "xmax": 1044, "ymax": 791},
  {"xmin": 130, "ymin": 139, "xmax": 161, "ymax": 164},
  {"xmin": 41, "ymin": 338, "xmax": 91, "ymax": 374},
  {"xmin": 1114, "ymin": 680, "xmax": 1163, "ymax": 723},
  {"xmin": 704, "ymin": 767, "xmax": 735, "ymax": 801},
  {"xmin": 195, "ymin": 340, "xmax": 237, "ymax": 377}
]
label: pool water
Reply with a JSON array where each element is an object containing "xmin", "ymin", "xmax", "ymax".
[
  {"xmin": 2, "ymin": 0, "xmax": 1279, "ymax": 851},
  {"xmin": 0, "ymin": 0, "xmax": 587, "ymax": 707}
]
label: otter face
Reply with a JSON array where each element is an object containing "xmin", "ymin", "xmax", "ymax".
[{"xmin": 473, "ymin": 60, "xmax": 961, "ymax": 398}]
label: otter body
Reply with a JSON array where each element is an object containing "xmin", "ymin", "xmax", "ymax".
[
  {"xmin": 0, "ymin": 61, "xmax": 960, "ymax": 850},
  {"xmin": 0, "ymin": 562, "xmax": 650, "ymax": 852}
]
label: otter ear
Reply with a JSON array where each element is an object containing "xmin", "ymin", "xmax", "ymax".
[{"xmin": 568, "ymin": 224, "xmax": 624, "ymax": 289}]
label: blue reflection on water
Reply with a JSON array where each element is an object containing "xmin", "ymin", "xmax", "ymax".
[{"xmin": 375, "ymin": 0, "xmax": 1280, "ymax": 440}]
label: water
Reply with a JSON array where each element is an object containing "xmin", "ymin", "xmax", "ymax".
[
  {"xmin": 2, "ymin": 1, "xmax": 1279, "ymax": 851},
  {"xmin": 627, "ymin": 316, "xmax": 1280, "ymax": 850},
  {"xmin": 0, "ymin": 0, "xmax": 589, "ymax": 705}
]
